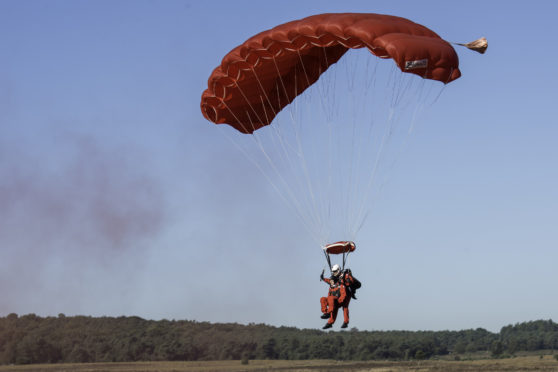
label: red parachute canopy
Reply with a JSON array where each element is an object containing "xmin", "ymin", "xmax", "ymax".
[
  {"xmin": 324, "ymin": 241, "xmax": 356, "ymax": 255},
  {"xmin": 201, "ymin": 13, "xmax": 461, "ymax": 134}
]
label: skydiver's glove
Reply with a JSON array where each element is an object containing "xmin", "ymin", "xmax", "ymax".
[{"xmin": 320, "ymin": 269, "xmax": 324, "ymax": 281}]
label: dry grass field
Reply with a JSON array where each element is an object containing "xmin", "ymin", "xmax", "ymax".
[{"xmin": 1, "ymin": 356, "xmax": 558, "ymax": 372}]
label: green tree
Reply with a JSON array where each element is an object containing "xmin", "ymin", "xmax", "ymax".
[
  {"xmin": 262, "ymin": 338, "xmax": 277, "ymax": 359},
  {"xmin": 454, "ymin": 341, "xmax": 466, "ymax": 354},
  {"xmin": 490, "ymin": 340, "xmax": 503, "ymax": 357},
  {"xmin": 507, "ymin": 338, "xmax": 519, "ymax": 355}
]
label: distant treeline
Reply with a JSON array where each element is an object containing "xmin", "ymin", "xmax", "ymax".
[{"xmin": 1, "ymin": 313, "xmax": 558, "ymax": 365}]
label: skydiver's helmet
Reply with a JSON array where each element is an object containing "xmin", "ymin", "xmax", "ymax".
[{"xmin": 331, "ymin": 264, "xmax": 341, "ymax": 278}]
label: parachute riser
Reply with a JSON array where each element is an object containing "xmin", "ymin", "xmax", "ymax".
[
  {"xmin": 323, "ymin": 250, "xmax": 333, "ymax": 274},
  {"xmin": 323, "ymin": 249, "xmax": 351, "ymax": 274},
  {"xmin": 342, "ymin": 251, "xmax": 350, "ymax": 271},
  {"xmin": 323, "ymin": 241, "xmax": 355, "ymax": 273}
]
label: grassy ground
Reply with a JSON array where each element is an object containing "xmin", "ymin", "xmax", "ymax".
[{"xmin": 1, "ymin": 356, "xmax": 558, "ymax": 372}]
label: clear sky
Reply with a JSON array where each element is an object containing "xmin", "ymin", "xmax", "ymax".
[{"xmin": 1, "ymin": 0, "xmax": 557, "ymax": 333}]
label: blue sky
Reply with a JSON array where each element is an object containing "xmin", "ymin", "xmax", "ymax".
[{"xmin": 1, "ymin": 0, "xmax": 557, "ymax": 333}]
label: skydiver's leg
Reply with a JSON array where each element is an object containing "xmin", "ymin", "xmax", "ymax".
[
  {"xmin": 342, "ymin": 297, "xmax": 350, "ymax": 324},
  {"xmin": 320, "ymin": 297, "xmax": 330, "ymax": 318},
  {"xmin": 343, "ymin": 305, "xmax": 349, "ymax": 324},
  {"xmin": 328, "ymin": 297, "xmax": 338, "ymax": 324},
  {"xmin": 320, "ymin": 297, "xmax": 328, "ymax": 313}
]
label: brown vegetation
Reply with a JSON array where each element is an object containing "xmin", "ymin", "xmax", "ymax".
[{"xmin": 1, "ymin": 356, "xmax": 558, "ymax": 372}]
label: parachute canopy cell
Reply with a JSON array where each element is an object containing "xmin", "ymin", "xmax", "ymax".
[
  {"xmin": 324, "ymin": 241, "xmax": 356, "ymax": 255},
  {"xmin": 201, "ymin": 13, "xmax": 461, "ymax": 134}
]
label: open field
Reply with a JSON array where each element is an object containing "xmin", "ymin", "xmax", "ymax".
[{"xmin": 1, "ymin": 356, "xmax": 558, "ymax": 372}]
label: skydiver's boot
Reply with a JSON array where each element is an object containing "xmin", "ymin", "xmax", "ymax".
[
  {"xmin": 320, "ymin": 313, "xmax": 330, "ymax": 319},
  {"xmin": 322, "ymin": 323, "xmax": 332, "ymax": 329},
  {"xmin": 341, "ymin": 322, "xmax": 349, "ymax": 329}
]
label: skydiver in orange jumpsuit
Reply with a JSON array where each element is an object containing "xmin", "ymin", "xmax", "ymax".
[
  {"xmin": 337, "ymin": 268, "xmax": 359, "ymax": 329},
  {"xmin": 320, "ymin": 264, "xmax": 348, "ymax": 329}
]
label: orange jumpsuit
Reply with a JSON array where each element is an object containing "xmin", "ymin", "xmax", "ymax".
[
  {"xmin": 320, "ymin": 277, "xmax": 347, "ymax": 325},
  {"xmin": 339, "ymin": 271, "xmax": 357, "ymax": 324}
]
